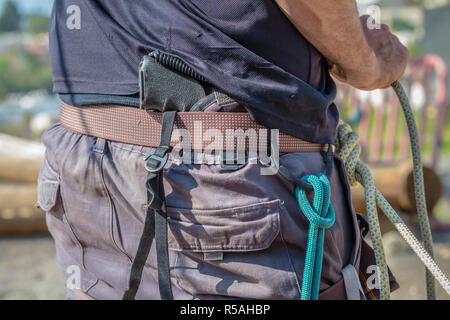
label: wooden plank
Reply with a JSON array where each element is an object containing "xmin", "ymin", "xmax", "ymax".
[
  {"xmin": 0, "ymin": 182, "xmax": 47, "ymax": 234},
  {"xmin": 350, "ymin": 162, "xmax": 442, "ymax": 215},
  {"xmin": 0, "ymin": 134, "xmax": 44, "ymax": 183}
]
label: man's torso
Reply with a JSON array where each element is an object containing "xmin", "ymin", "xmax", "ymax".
[{"xmin": 50, "ymin": 0, "xmax": 338, "ymax": 143}]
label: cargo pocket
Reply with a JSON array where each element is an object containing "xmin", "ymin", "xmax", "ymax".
[
  {"xmin": 37, "ymin": 137, "xmax": 84, "ymax": 262},
  {"xmin": 167, "ymin": 199, "xmax": 300, "ymax": 299},
  {"xmin": 37, "ymin": 154, "xmax": 60, "ymax": 213},
  {"xmin": 37, "ymin": 144, "xmax": 98, "ymax": 296}
]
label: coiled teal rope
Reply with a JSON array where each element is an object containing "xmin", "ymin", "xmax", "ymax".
[{"xmin": 296, "ymin": 173, "xmax": 335, "ymax": 300}]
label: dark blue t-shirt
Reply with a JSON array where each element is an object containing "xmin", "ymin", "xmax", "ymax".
[{"xmin": 50, "ymin": 0, "xmax": 338, "ymax": 143}]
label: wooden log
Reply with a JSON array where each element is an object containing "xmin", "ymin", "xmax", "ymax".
[
  {"xmin": 0, "ymin": 134, "xmax": 44, "ymax": 183},
  {"xmin": 351, "ymin": 161, "xmax": 442, "ymax": 215},
  {"xmin": 0, "ymin": 182, "xmax": 47, "ymax": 234}
]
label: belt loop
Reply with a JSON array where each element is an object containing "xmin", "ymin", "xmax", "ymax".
[
  {"xmin": 342, "ymin": 264, "xmax": 366, "ymax": 300},
  {"xmin": 321, "ymin": 144, "xmax": 334, "ymax": 179},
  {"xmin": 93, "ymin": 138, "xmax": 106, "ymax": 154}
]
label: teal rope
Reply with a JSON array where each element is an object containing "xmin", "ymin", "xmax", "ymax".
[{"xmin": 296, "ymin": 173, "xmax": 335, "ymax": 300}]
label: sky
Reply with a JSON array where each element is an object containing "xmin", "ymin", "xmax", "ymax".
[{"xmin": 0, "ymin": 0, "xmax": 54, "ymax": 16}]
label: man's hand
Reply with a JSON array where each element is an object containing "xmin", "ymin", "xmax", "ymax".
[
  {"xmin": 275, "ymin": 0, "xmax": 410, "ymax": 90},
  {"xmin": 360, "ymin": 15, "xmax": 409, "ymax": 89}
]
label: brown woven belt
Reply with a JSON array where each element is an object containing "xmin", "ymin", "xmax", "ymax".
[{"xmin": 60, "ymin": 102, "xmax": 327, "ymax": 153}]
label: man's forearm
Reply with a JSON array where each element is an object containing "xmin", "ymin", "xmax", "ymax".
[{"xmin": 275, "ymin": 0, "xmax": 408, "ymax": 90}]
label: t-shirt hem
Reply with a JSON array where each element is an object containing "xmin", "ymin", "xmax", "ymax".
[{"xmin": 53, "ymin": 81, "xmax": 139, "ymax": 96}]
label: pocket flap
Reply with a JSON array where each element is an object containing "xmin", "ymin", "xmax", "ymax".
[
  {"xmin": 36, "ymin": 156, "xmax": 60, "ymax": 212},
  {"xmin": 37, "ymin": 181, "xmax": 59, "ymax": 212},
  {"xmin": 167, "ymin": 199, "xmax": 280, "ymax": 252}
]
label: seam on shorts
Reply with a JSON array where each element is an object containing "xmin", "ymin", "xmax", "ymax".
[
  {"xmin": 278, "ymin": 203, "xmax": 302, "ymax": 298},
  {"xmin": 108, "ymin": 141, "xmax": 148, "ymax": 156},
  {"xmin": 96, "ymin": 145, "xmax": 133, "ymax": 263},
  {"xmin": 57, "ymin": 134, "xmax": 87, "ymax": 267},
  {"xmin": 172, "ymin": 250, "xmax": 197, "ymax": 300},
  {"xmin": 84, "ymin": 279, "xmax": 99, "ymax": 297}
]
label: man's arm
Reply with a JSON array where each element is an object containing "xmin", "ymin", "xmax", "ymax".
[{"xmin": 274, "ymin": 0, "xmax": 409, "ymax": 90}]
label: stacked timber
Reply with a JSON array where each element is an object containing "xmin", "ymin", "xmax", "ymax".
[
  {"xmin": 0, "ymin": 134, "xmax": 46, "ymax": 234},
  {"xmin": 351, "ymin": 161, "xmax": 442, "ymax": 232},
  {"xmin": 0, "ymin": 133, "xmax": 442, "ymax": 235}
]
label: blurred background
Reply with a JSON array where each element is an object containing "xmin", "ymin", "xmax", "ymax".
[{"xmin": 0, "ymin": 0, "xmax": 449, "ymax": 300}]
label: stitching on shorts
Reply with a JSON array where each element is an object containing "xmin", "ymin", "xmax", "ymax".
[
  {"xmin": 278, "ymin": 204, "xmax": 303, "ymax": 298},
  {"xmin": 172, "ymin": 249, "xmax": 198, "ymax": 299},
  {"xmin": 97, "ymin": 148, "xmax": 133, "ymax": 263},
  {"xmin": 108, "ymin": 141, "xmax": 147, "ymax": 156}
]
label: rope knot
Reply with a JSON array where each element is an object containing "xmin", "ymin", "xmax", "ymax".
[
  {"xmin": 295, "ymin": 173, "xmax": 335, "ymax": 300},
  {"xmin": 335, "ymin": 122, "xmax": 361, "ymax": 187},
  {"xmin": 295, "ymin": 173, "xmax": 335, "ymax": 229}
]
